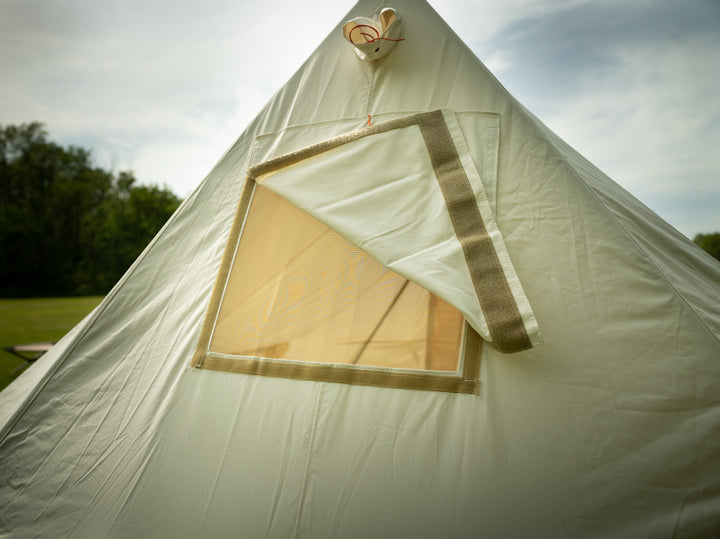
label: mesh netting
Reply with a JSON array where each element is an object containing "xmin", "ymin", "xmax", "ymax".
[{"xmin": 209, "ymin": 185, "xmax": 463, "ymax": 371}]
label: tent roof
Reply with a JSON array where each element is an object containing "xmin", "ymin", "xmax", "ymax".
[{"xmin": 1, "ymin": 0, "xmax": 719, "ymax": 536}]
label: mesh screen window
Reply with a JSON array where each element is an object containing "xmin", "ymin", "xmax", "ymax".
[{"xmin": 193, "ymin": 182, "xmax": 480, "ymax": 393}]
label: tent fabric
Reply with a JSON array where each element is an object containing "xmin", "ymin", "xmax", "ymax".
[{"xmin": 2, "ymin": 0, "xmax": 720, "ymax": 537}]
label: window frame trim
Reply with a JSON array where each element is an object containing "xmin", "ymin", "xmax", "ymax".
[{"xmin": 191, "ymin": 176, "xmax": 481, "ymax": 394}]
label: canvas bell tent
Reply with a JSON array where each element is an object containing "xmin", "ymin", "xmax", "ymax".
[{"xmin": 2, "ymin": 1, "xmax": 720, "ymax": 537}]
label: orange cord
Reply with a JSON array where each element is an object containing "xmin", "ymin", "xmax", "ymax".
[{"xmin": 349, "ymin": 24, "xmax": 406, "ymax": 44}]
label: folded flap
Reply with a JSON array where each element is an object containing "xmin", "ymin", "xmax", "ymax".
[{"xmin": 251, "ymin": 109, "xmax": 542, "ymax": 352}]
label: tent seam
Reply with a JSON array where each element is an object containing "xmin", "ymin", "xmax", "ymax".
[
  {"xmin": 468, "ymin": 56, "xmax": 718, "ymax": 344},
  {"xmin": 0, "ymin": 181, "xmax": 206, "ymax": 444},
  {"xmin": 527, "ymin": 113, "xmax": 720, "ymax": 348},
  {"xmin": 292, "ymin": 385, "xmax": 323, "ymax": 538},
  {"xmin": 0, "ymin": 148, "xmax": 245, "ymax": 445}
]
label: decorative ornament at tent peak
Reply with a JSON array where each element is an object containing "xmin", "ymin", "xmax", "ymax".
[{"xmin": 342, "ymin": 7, "xmax": 405, "ymax": 62}]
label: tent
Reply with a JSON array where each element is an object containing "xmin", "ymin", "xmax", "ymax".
[{"xmin": 2, "ymin": 1, "xmax": 720, "ymax": 536}]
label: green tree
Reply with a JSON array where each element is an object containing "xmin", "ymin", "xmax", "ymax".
[
  {"xmin": 0, "ymin": 123, "xmax": 112, "ymax": 295},
  {"xmin": 75, "ymin": 173, "xmax": 182, "ymax": 294},
  {"xmin": 0, "ymin": 123, "xmax": 181, "ymax": 297},
  {"xmin": 693, "ymin": 232, "xmax": 720, "ymax": 261}
]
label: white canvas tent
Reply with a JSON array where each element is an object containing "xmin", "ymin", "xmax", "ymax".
[{"xmin": 2, "ymin": 0, "xmax": 720, "ymax": 536}]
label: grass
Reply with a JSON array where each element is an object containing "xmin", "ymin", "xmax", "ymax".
[{"xmin": 0, "ymin": 296, "xmax": 103, "ymax": 391}]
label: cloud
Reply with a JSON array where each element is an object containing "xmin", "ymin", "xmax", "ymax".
[
  {"xmin": 449, "ymin": 0, "xmax": 720, "ymax": 236},
  {"xmin": 539, "ymin": 35, "xmax": 720, "ymax": 236},
  {"xmin": 0, "ymin": 0, "xmax": 349, "ymax": 195},
  {"xmin": 1, "ymin": 0, "xmax": 718, "ymax": 236},
  {"xmin": 434, "ymin": 0, "xmax": 594, "ymax": 46}
]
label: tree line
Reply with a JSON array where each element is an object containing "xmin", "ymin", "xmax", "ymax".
[
  {"xmin": 0, "ymin": 123, "xmax": 182, "ymax": 297},
  {"xmin": 1, "ymin": 122, "xmax": 718, "ymax": 298},
  {"xmin": 693, "ymin": 233, "xmax": 720, "ymax": 262}
]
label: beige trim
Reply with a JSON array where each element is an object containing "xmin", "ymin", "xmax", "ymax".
[
  {"xmin": 249, "ymin": 115, "xmax": 417, "ymax": 181},
  {"xmin": 191, "ymin": 180, "xmax": 256, "ymax": 368},
  {"xmin": 416, "ymin": 110, "xmax": 532, "ymax": 353},
  {"xmin": 198, "ymin": 319, "xmax": 481, "ymax": 394}
]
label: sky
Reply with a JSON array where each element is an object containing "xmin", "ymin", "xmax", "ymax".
[{"xmin": 1, "ymin": 0, "xmax": 718, "ymax": 239}]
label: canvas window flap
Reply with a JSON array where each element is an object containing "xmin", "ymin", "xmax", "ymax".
[{"xmin": 251, "ymin": 110, "xmax": 541, "ymax": 352}]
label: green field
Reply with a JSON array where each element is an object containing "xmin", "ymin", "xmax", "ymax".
[{"xmin": 0, "ymin": 296, "xmax": 103, "ymax": 391}]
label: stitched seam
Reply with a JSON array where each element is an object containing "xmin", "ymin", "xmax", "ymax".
[
  {"xmin": 530, "ymin": 114, "xmax": 720, "ymax": 348},
  {"xmin": 293, "ymin": 385, "xmax": 323, "ymax": 538}
]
